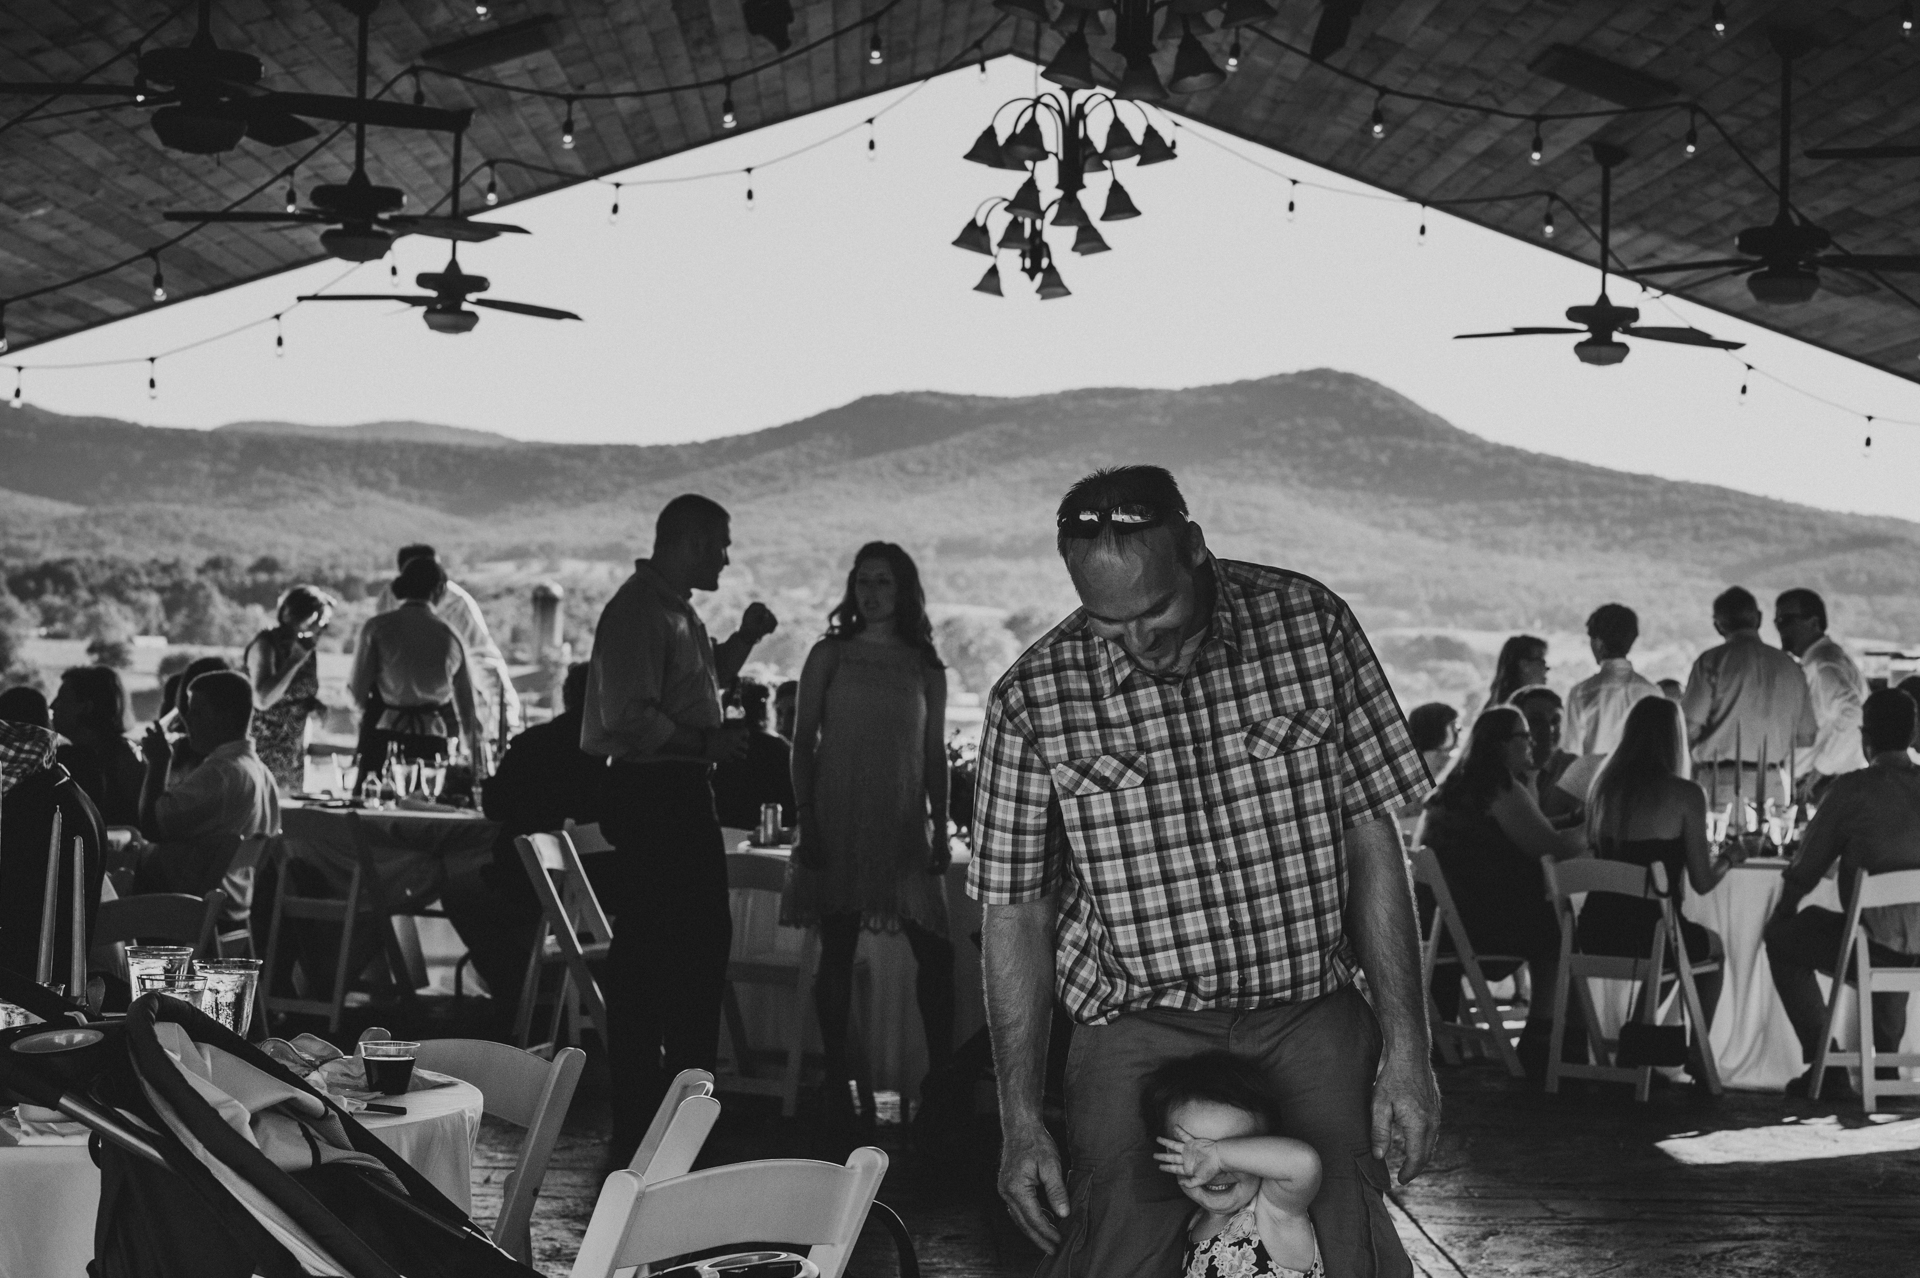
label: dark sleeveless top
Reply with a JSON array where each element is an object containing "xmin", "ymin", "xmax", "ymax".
[{"xmin": 1420, "ymin": 801, "xmax": 1560, "ymax": 963}]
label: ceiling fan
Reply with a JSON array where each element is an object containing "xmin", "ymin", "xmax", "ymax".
[
  {"xmin": 1456, "ymin": 142, "xmax": 1743, "ymax": 365},
  {"xmin": 0, "ymin": 0, "xmax": 461, "ymax": 154},
  {"xmin": 1629, "ymin": 28, "xmax": 1920, "ymax": 305},
  {"xmin": 162, "ymin": 1, "xmax": 522, "ymax": 263},
  {"xmin": 295, "ymin": 126, "xmax": 577, "ymax": 334}
]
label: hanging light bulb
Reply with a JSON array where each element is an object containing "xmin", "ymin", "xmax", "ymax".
[
  {"xmin": 721, "ymin": 85, "xmax": 737, "ymax": 130},
  {"xmin": 1529, "ymin": 120, "xmax": 1543, "ymax": 166},
  {"xmin": 150, "ymin": 255, "xmax": 166, "ymax": 303},
  {"xmin": 475, "ymin": 0, "xmax": 491, "ymax": 16},
  {"xmin": 609, "ymin": 185, "xmax": 622, "ymax": 224},
  {"xmin": 1226, "ymin": 33, "xmax": 1242, "ymax": 73},
  {"xmin": 485, "ymin": 166, "xmax": 499, "ymax": 206},
  {"xmin": 978, "ymin": 57, "xmax": 989, "ymax": 80},
  {"xmin": 1865, "ymin": 416, "xmax": 1874, "ymax": 451},
  {"xmin": 1684, "ymin": 110, "xmax": 1698, "ymax": 158},
  {"xmin": 1739, "ymin": 366, "xmax": 1749, "ymax": 405},
  {"xmin": 1417, "ymin": 206, "xmax": 1427, "ymax": 246},
  {"xmin": 1710, "ymin": 0, "xmax": 1727, "ymax": 37},
  {"xmin": 1542, "ymin": 201, "xmax": 1555, "ymax": 238},
  {"xmin": 285, "ymin": 171, "xmax": 299, "ymax": 214},
  {"xmin": 0, "ymin": 304, "xmax": 9, "ymax": 356},
  {"xmin": 274, "ymin": 314, "xmax": 285, "ymax": 358},
  {"xmin": 745, "ymin": 167, "xmax": 754, "ymax": 211},
  {"xmin": 868, "ymin": 27, "xmax": 884, "ymax": 65},
  {"xmin": 10, "ymin": 368, "xmax": 20, "ymax": 409},
  {"xmin": 133, "ymin": 69, "xmax": 148, "ymax": 105},
  {"xmin": 147, "ymin": 359, "xmax": 157, "ymax": 400},
  {"xmin": 867, "ymin": 119, "xmax": 877, "ymax": 161},
  {"xmin": 1370, "ymin": 96, "xmax": 1387, "ymax": 140},
  {"xmin": 412, "ymin": 73, "xmax": 425, "ymax": 107},
  {"xmin": 390, "ymin": 260, "xmax": 398, "ymax": 284},
  {"xmin": 1287, "ymin": 180, "xmax": 1297, "ymax": 221},
  {"xmin": 561, "ymin": 98, "xmax": 576, "ymax": 150}
]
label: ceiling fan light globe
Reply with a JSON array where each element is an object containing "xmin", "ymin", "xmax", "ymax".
[
  {"xmin": 1574, "ymin": 337, "xmax": 1629, "ymax": 366},
  {"xmin": 1746, "ymin": 266, "xmax": 1820, "ymax": 305},
  {"xmin": 150, "ymin": 105, "xmax": 247, "ymax": 154},
  {"xmin": 424, "ymin": 307, "xmax": 480, "ymax": 335},
  {"xmin": 319, "ymin": 226, "xmax": 393, "ymax": 262}
]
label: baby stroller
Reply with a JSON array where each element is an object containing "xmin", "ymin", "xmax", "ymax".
[{"xmin": 0, "ymin": 988, "xmax": 538, "ymax": 1278}]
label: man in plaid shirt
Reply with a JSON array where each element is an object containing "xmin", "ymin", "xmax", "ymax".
[{"xmin": 971, "ymin": 466, "xmax": 1438, "ymax": 1278}]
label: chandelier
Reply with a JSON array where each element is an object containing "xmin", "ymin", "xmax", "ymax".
[{"xmin": 955, "ymin": 0, "xmax": 1276, "ymax": 298}]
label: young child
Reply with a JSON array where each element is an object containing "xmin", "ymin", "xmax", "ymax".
[{"xmin": 1143, "ymin": 1050, "xmax": 1324, "ymax": 1278}]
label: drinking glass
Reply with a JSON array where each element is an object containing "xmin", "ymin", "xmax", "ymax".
[
  {"xmin": 137, "ymin": 973, "xmax": 212, "ymax": 1015},
  {"xmin": 198, "ymin": 960, "xmax": 263, "ymax": 1037},
  {"xmin": 327, "ymin": 752, "xmax": 349, "ymax": 797},
  {"xmin": 126, "ymin": 945, "xmax": 195, "ymax": 990},
  {"xmin": 420, "ymin": 760, "xmax": 445, "ymax": 801},
  {"xmin": 358, "ymin": 1040, "xmax": 420, "ymax": 1094}
]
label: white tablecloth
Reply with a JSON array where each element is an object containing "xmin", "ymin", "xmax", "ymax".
[
  {"xmin": 727, "ymin": 844, "xmax": 986, "ymax": 1097},
  {"xmin": 0, "ymin": 1078, "xmax": 483, "ymax": 1278}
]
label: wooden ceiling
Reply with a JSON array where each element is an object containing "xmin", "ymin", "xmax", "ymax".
[{"xmin": 4, "ymin": 1, "xmax": 1919, "ymax": 384}]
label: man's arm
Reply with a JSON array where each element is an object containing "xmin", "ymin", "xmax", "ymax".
[
  {"xmin": 1680, "ymin": 657, "xmax": 1712, "ymax": 747},
  {"xmin": 983, "ymin": 894, "xmax": 1067, "ymax": 1252},
  {"xmin": 1769, "ymin": 797, "xmax": 1844, "ymax": 938},
  {"xmin": 1803, "ymin": 656, "xmax": 1862, "ymax": 776},
  {"xmin": 713, "ymin": 602, "xmax": 779, "ymax": 686},
  {"xmin": 1344, "ymin": 814, "xmax": 1440, "ymax": 1184}
]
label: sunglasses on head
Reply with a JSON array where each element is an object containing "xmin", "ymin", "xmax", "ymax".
[{"xmin": 1056, "ymin": 501, "xmax": 1171, "ymax": 539}]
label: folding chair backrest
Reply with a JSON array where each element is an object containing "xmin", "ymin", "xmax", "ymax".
[
  {"xmin": 413, "ymin": 1037, "xmax": 585, "ymax": 1265},
  {"xmin": 555, "ymin": 831, "xmax": 613, "ymax": 946},
  {"xmin": 1856, "ymin": 868, "xmax": 1920, "ymax": 910},
  {"xmin": 1541, "ymin": 857, "xmax": 1659, "ymax": 902},
  {"xmin": 563, "ymin": 820, "xmax": 613, "ymax": 855},
  {"xmin": 635, "ymin": 1093, "xmax": 722, "ymax": 1185},
  {"xmin": 94, "ymin": 890, "xmax": 226, "ymax": 956},
  {"xmin": 727, "ymin": 850, "xmax": 788, "ymax": 895},
  {"xmin": 630, "ymin": 1067, "xmax": 715, "ymax": 1175},
  {"xmin": 570, "ymin": 1147, "xmax": 889, "ymax": 1278}
]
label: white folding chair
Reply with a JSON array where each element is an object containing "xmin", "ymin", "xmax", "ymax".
[
  {"xmin": 513, "ymin": 832, "xmax": 613, "ymax": 1053},
  {"xmin": 562, "ymin": 820, "xmax": 613, "ymax": 856},
  {"xmin": 570, "ymin": 1147, "xmax": 889, "ymax": 1278},
  {"xmin": 413, "ymin": 1038, "xmax": 586, "ymax": 1265},
  {"xmin": 1542, "ymin": 858, "xmax": 1722, "ymax": 1100},
  {"xmin": 1812, "ymin": 867, "xmax": 1920, "ymax": 1108},
  {"xmin": 628, "ymin": 1067, "xmax": 718, "ymax": 1180},
  {"xmin": 1410, "ymin": 846, "xmax": 1525, "ymax": 1077}
]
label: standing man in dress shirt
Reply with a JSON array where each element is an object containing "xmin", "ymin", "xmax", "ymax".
[
  {"xmin": 1681, "ymin": 586, "xmax": 1815, "ymax": 796},
  {"xmin": 1563, "ymin": 603, "xmax": 1659, "ymax": 756},
  {"xmin": 1774, "ymin": 588, "xmax": 1867, "ymax": 800},
  {"xmin": 974, "ymin": 466, "xmax": 1436, "ymax": 1278},
  {"xmin": 583, "ymin": 494, "xmax": 777, "ymax": 1162}
]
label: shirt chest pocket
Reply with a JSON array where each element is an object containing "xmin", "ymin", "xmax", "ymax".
[
  {"xmin": 1051, "ymin": 753, "xmax": 1149, "ymax": 798},
  {"xmin": 1243, "ymin": 706, "xmax": 1339, "ymax": 760}
]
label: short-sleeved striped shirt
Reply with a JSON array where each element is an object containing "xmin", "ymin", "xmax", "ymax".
[{"xmin": 967, "ymin": 558, "xmax": 1430, "ymax": 1026}]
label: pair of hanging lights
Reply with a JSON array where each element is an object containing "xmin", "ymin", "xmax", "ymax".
[{"xmin": 959, "ymin": 0, "xmax": 1273, "ymax": 298}]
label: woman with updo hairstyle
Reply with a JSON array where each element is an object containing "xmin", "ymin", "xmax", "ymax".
[
  {"xmin": 784, "ymin": 541, "xmax": 954, "ymax": 1117},
  {"xmin": 244, "ymin": 585, "xmax": 336, "ymax": 789}
]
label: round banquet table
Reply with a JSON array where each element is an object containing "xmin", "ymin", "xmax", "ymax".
[
  {"xmin": 0, "ymin": 1078, "xmax": 483, "ymax": 1278},
  {"xmin": 726, "ymin": 840, "xmax": 987, "ymax": 1098}
]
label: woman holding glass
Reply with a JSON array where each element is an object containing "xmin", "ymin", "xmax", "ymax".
[
  {"xmin": 784, "ymin": 542, "xmax": 953, "ymax": 1118},
  {"xmin": 244, "ymin": 585, "xmax": 335, "ymax": 791}
]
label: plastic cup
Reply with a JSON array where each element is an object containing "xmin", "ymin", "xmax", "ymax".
[
  {"xmin": 137, "ymin": 973, "xmax": 211, "ymax": 1016},
  {"xmin": 358, "ymin": 1040, "xmax": 420, "ymax": 1095},
  {"xmin": 198, "ymin": 960, "xmax": 262, "ymax": 1037},
  {"xmin": 126, "ymin": 946, "xmax": 195, "ymax": 993}
]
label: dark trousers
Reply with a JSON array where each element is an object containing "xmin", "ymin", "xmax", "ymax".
[
  {"xmin": 1043, "ymin": 986, "xmax": 1411, "ymax": 1278},
  {"xmin": 600, "ymin": 761, "xmax": 731, "ymax": 1160},
  {"xmin": 1767, "ymin": 905, "xmax": 1919, "ymax": 1063}
]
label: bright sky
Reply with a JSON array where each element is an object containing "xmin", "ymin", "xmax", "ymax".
[{"xmin": 15, "ymin": 57, "xmax": 1920, "ymax": 522}]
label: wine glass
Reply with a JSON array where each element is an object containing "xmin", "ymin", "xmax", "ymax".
[{"xmin": 420, "ymin": 759, "xmax": 445, "ymax": 801}]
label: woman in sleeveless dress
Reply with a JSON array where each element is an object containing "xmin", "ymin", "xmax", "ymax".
[
  {"xmin": 1576, "ymin": 695, "xmax": 1730, "ymax": 1077},
  {"xmin": 784, "ymin": 542, "xmax": 954, "ymax": 1110},
  {"xmin": 243, "ymin": 586, "xmax": 334, "ymax": 790}
]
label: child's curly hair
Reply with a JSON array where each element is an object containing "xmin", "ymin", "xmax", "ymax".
[{"xmin": 1139, "ymin": 1050, "xmax": 1284, "ymax": 1137}]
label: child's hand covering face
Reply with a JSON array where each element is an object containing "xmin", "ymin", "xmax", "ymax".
[{"xmin": 1156, "ymin": 1131, "xmax": 1227, "ymax": 1189}]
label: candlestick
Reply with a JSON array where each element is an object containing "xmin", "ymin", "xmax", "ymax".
[
  {"xmin": 69, "ymin": 836, "xmax": 85, "ymax": 999},
  {"xmin": 1788, "ymin": 743, "xmax": 1796, "ymax": 807},
  {"xmin": 1733, "ymin": 723, "xmax": 1744, "ymax": 834},
  {"xmin": 36, "ymin": 810, "xmax": 61, "ymax": 984},
  {"xmin": 1756, "ymin": 736, "xmax": 1769, "ymax": 850}
]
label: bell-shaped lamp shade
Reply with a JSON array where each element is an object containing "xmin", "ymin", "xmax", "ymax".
[
  {"xmin": 1135, "ymin": 124, "xmax": 1177, "ymax": 165},
  {"xmin": 1167, "ymin": 31, "xmax": 1226, "ymax": 94},
  {"xmin": 1002, "ymin": 116, "xmax": 1051, "ymax": 165},
  {"xmin": 1219, "ymin": 0, "xmax": 1279, "ymax": 26},
  {"xmin": 1117, "ymin": 55, "xmax": 1169, "ymax": 102},
  {"xmin": 1102, "ymin": 119, "xmax": 1140, "ymax": 162},
  {"xmin": 1005, "ymin": 175, "xmax": 1047, "ymax": 221},
  {"xmin": 1072, "ymin": 222, "xmax": 1110, "ymax": 255},
  {"xmin": 1102, "ymin": 180, "xmax": 1142, "ymax": 221},
  {"xmin": 974, "ymin": 263, "xmax": 1005, "ymax": 296},
  {"xmin": 953, "ymin": 218, "xmax": 995, "ymax": 255},
  {"xmin": 998, "ymin": 218, "xmax": 1032, "ymax": 251},
  {"xmin": 1052, "ymin": 191, "xmax": 1090, "ymax": 228},
  {"xmin": 963, "ymin": 126, "xmax": 1007, "ymax": 168},
  {"xmin": 1037, "ymin": 264, "xmax": 1072, "ymax": 299},
  {"xmin": 1042, "ymin": 30, "xmax": 1100, "ymax": 91},
  {"xmin": 424, "ymin": 307, "xmax": 480, "ymax": 335},
  {"xmin": 1573, "ymin": 337, "xmax": 1630, "ymax": 366},
  {"xmin": 1082, "ymin": 148, "xmax": 1108, "ymax": 174},
  {"xmin": 994, "ymin": 0, "xmax": 1053, "ymax": 23}
]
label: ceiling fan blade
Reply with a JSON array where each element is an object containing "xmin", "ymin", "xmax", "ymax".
[
  {"xmin": 1309, "ymin": 0, "xmax": 1364, "ymax": 61},
  {"xmin": 260, "ymin": 92, "xmax": 470, "ymax": 134},
  {"xmin": 163, "ymin": 210, "xmax": 326, "ymax": 223},
  {"xmin": 1627, "ymin": 258, "xmax": 1756, "ymax": 277},
  {"xmin": 386, "ymin": 216, "xmax": 530, "ymax": 241},
  {"xmin": 1657, "ymin": 267, "xmax": 1751, "ymax": 292},
  {"xmin": 241, "ymin": 105, "xmax": 320, "ymax": 146},
  {"xmin": 296, "ymin": 294, "xmax": 434, "ymax": 304},
  {"xmin": 0, "ymin": 81, "xmax": 142, "ymax": 97},
  {"xmin": 1806, "ymin": 144, "xmax": 1920, "ymax": 160},
  {"xmin": 1453, "ymin": 327, "xmax": 1583, "ymax": 339},
  {"xmin": 470, "ymin": 297, "xmax": 582, "ymax": 321},
  {"xmin": 1621, "ymin": 326, "xmax": 1745, "ymax": 350},
  {"xmin": 1817, "ymin": 254, "xmax": 1920, "ymax": 273}
]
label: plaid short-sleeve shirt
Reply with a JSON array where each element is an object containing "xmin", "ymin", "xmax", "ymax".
[{"xmin": 967, "ymin": 559, "xmax": 1430, "ymax": 1026}]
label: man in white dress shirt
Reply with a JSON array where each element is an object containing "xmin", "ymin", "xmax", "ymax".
[
  {"xmin": 1563, "ymin": 602, "xmax": 1660, "ymax": 757},
  {"xmin": 1774, "ymin": 588, "xmax": 1867, "ymax": 799}
]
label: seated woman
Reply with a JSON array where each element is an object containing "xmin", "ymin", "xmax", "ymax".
[
  {"xmin": 1415, "ymin": 704, "xmax": 1586, "ymax": 1077},
  {"xmin": 52, "ymin": 665, "xmax": 145, "ymax": 826},
  {"xmin": 1575, "ymin": 695, "xmax": 1729, "ymax": 1076}
]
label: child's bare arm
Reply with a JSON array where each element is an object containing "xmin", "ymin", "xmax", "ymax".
[{"xmin": 1220, "ymin": 1136, "xmax": 1321, "ymax": 1211}]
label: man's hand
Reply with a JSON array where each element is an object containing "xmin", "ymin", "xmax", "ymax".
[
  {"xmin": 140, "ymin": 722, "xmax": 171, "ymax": 770},
  {"xmin": 1370, "ymin": 1049, "xmax": 1440, "ymax": 1184},
  {"xmin": 702, "ymin": 723, "xmax": 751, "ymax": 764},
  {"xmin": 740, "ymin": 601, "xmax": 778, "ymax": 643},
  {"xmin": 997, "ymin": 1119, "xmax": 1069, "ymax": 1252}
]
